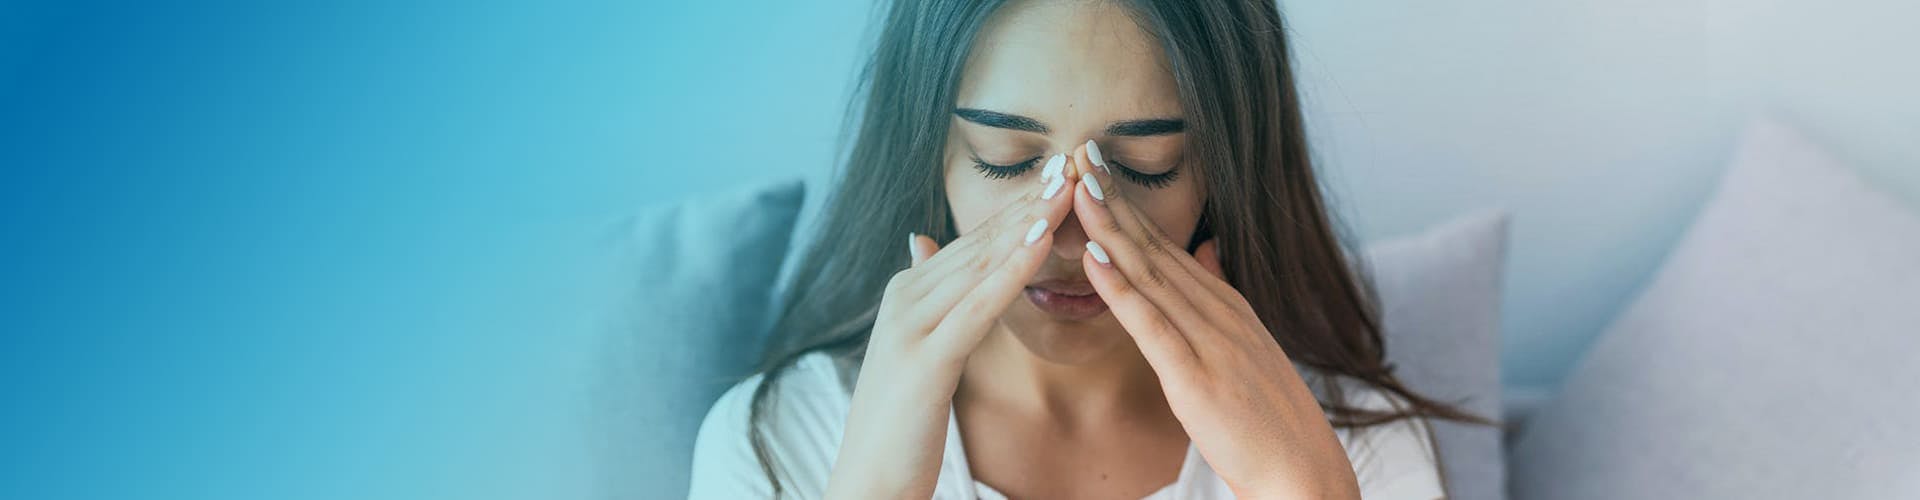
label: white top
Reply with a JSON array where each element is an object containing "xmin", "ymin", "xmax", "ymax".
[{"xmin": 688, "ymin": 352, "xmax": 1445, "ymax": 499}]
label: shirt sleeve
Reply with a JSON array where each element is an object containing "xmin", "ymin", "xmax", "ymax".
[
  {"xmin": 1342, "ymin": 391, "xmax": 1447, "ymax": 500},
  {"xmin": 687, "ymin": 376, "xmax": 777, "ymax": 499},
  {"xmin": 687, "ymin": 358, "xmax": 848, "ymax": 500}
]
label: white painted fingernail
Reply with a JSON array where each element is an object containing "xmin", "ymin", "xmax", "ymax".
[
  {"xmin": 1085, "ymin": 140, "xmax": 1105, "ymax": 168},
  {"xmin": 1043, "ymin": 173, "xmax": 1066, "ymax": 199},
  {"xmin": 1083, "ymin": 173, "xmax": 1104, "ymax": 201},
  {"xmin": 1041, "ymin": 153, "xmax": 1065, "ymax": 181},
  {"xmin": 1024, "ymin": 218, "xmax": 1048, "ymax": 246},
  {"xmin": 1086, "ymin": 241, "xmax": 1111, "ymax": 264}
]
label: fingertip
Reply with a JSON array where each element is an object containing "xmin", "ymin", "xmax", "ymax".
[
  {"xmin": 1080, "ymin": 172, "xmax": 1106, "ymax": 204},
  {"xmin": 1082, "ymin": 251, "xmax": 1108, "ymax": 285},
  {"xmin": 1084, "ymin": 139, "xmax": 1107, "ymax": 171},
  {"xmin": 1042, "ymin": 177, "xmax": 1078, "ymax": 221},
  {"xmin": 1073, "ymin": 177, "xmax": 1121, "ymax": 234},
  {"xmin": 1082, "ymin": 244, "xmax": 1123, "ymax": 288},
  {"xmin": 1085, "ymin": 240, "xmax": 1113, "ymax": 268},
  {"xmin": 1022, "ymin": 217, "xmax": 1051, "ymax": 247}
]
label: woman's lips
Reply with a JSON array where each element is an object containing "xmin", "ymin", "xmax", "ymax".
[{"xmin": 1023, "ymin": 279, "xmax": 1108, "ymax": 320}]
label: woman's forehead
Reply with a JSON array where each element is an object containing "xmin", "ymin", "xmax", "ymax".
[{"xmin": 955, "ymin": 1, "xmax": 1183, "ymax": 137}]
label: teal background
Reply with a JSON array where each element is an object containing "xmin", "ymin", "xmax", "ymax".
[{"xmin": 2, "ymin": 0, "xmax": 866, "ymax": 497}]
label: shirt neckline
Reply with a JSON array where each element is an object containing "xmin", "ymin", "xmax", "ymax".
[{"xmin": 938, "ymin": 407, "xmax": 1201, "ymax": 500}]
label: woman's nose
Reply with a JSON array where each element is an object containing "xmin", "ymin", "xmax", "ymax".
[
  {"xmin": 1052, "ymin": 209, "xmax": 1089, "ymax": 261},
  {"xmin": 1048, "ymin": 142, "xmax": 1095, "ymax": 261}
]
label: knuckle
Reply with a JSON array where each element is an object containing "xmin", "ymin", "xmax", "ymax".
[
  {"xmin": 1098, "ymin": 214, "xmax": 1127, "ymax": 236},
  {"xmin": 1140, "ymin": 237, "xmax": 1176, "ymax": 262},
  {"xmin": 884, "ymin": 270, "xmax": 914, "ymax": 296},
  {"xmin": 1141, "ymin": 223, "xmax": 1175, "ymax": 248},
  {"xmin": 954, "ymin": 299, "xmax": 991, "ymax": 322},
  {"xmin": 1138, "ymin": 267, "xmax": 1173, "ymax": 290},
  {"xmin": 965, "ymin": 251, "xmax": 994, "ymax": 274},
  {"xmin": 1230, "ymin": 294, "xmax": 1255, "ymax": 314},
  {"xmin": 1111, "ymin": 278, "xmax": 1139, "ymax": 300}
]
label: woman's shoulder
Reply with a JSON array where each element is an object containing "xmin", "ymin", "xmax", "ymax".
[
  {"xmin": 687, "ymin": 351, "xmax": 855, "ymax": 499},
  {"xmin": 1318, "ymin": 377, "xmax": 1447, "ymax": 499},
  {"xmin": 704, "ymin": 352, "xmax": 856, "ymax": 430}
]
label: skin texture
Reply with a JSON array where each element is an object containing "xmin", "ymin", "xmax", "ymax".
[{"xmin": 825, "ymin": 2, "xmax": 1362, "ymax": 499}]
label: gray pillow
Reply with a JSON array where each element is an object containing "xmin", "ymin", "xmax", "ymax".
[
  {"xmin": 1507, "ymin": 118, "xmax": 1920, "ymax": 499},
  {"xmin": 592, "ymin": 178, "xmax": 805, "ymax": 499},
  {"xmin": 1365, "ymin": 210, "xmax": 1512, "ymax": 500}
]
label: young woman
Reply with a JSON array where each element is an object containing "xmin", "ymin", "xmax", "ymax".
[{"xmin": 689, "ymin": 0, "xmax": 1483, "ymax": 498}]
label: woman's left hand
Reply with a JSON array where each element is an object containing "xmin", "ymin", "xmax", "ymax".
[{"xmin": 1067, "ymin": 147, "xmax": 1362, "ymax": 500}]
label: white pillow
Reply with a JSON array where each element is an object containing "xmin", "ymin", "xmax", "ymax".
[
  {"xmin": 1365, "ymin": 210, "xmax": 1512, "ymax": 500},
  {"xmin": 1508, "ymin": 118, "xmax": 1920, "ymax": 499}
]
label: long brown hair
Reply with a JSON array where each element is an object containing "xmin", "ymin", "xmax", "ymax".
[{"xmin": 748, "ymin": 0, "xmax": 1487, "ymax": 495}]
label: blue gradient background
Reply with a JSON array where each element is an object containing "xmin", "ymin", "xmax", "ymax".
[{"xmin": 0, "ymin": 1, "xmax": 872, "ymax": 497}]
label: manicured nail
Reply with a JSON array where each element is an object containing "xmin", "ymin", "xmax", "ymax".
[
  {"xmin": 1024, "ymin": 218, "xmax": 1048, "ymax": 246},
  {"xmin": 1083, "ymin": 173, "xmax": 1104, "ymax": 201},
  {"xmin": 1043, "ymin": 173, "xmax": 1066, "ymax": 199},
  {"xmin": 1086, "ymin": 241, "xmax": 1111, "ymax": 265},
  {"xmin": 907, "ymin": 232, "xmax": 918, "ymax": 257},
  {"xmin": 1085, "ymin": 140, "xmax": 1106, "ymax": 170},
  {"xmin": 1041, "ymin": 154, "xmax": 1066, "ymax": 181}
]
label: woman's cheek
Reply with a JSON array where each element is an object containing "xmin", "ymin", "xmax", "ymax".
[
  {"xmin": 1136, "ymin": 182, "xmax": 1206, "ymax": 246},
  {"xmin": 944, "ymin": 167, "xmax": 1001, "ymax": 236}
]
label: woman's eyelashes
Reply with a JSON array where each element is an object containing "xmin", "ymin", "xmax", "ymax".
[
  {"xmin": 1111, "ymin": 161, "xmax": 1180, "ymax": 189},
  {"xmin": 970, "ymin": 155, "xmax": 1041, "ymax": 180},
  {"xmin": 970, "ymin": 154, "xmax": 1179, "ymax": 190}
]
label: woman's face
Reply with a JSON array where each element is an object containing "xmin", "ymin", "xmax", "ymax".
[{"xmin": 944, "ymin": 0, "xmax": 1205, "ymax": 364}]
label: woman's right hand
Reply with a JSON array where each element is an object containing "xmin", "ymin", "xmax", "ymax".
[{"xmin": 824, "ymin": 156, "xmax": 1077, "ymax": 500}]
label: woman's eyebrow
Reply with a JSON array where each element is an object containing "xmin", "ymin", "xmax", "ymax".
[
  {"xmin": 953, "ymin": 108, "xmax": 1185, "ymax": 137},
  {"xmin": 1106, "ymin": 118, "xmax": 1185, "ymax": 137},
  {"xmin": 954, "ymin": 108, "xmax": 1049, "ymax": 134}
]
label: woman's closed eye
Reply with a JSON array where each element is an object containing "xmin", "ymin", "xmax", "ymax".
[
  {"xmin": 973, "ymin": 154, "xmax": 1181, "ymax": 189},
  {"xmin": 1111, "ymin": 160, "xmax": 1180, "ymax": 189},
  {"xmin": 971, "ymin": 154, "xmax": 1042, "ymax": 180}
]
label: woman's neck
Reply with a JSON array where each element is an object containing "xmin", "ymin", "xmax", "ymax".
[{"xmin": 956, "ymin": 324, "xmax": 1173, "ymax": 428}]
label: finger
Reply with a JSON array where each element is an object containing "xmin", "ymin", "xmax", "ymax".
[
  {"xmin": 1072, "ymin": 152, "xmax": 1246, "ymax": 340},
  {"xmin": 895, "ymin": 217, "xmax": 1048, "ymax": 331},
  {"xmin": 1073, "ymin": 140, "xmax": 1115, "ymax": 207},
  {"xmin": 1070, "ymin": 163, "xmax": 1220, "ymax": 324},
  {"xmin": 1183, "ymin": 238, "xmax": 1246, "ymax": 308},
  {"xmin": 1151, "ymin": 227, "xmax": 1242, "ymax": 308},
  {"xmin": 1123, "ymin": 208, "xmax": 1256, "ymax": 332},
  {"xmin": 1073, "ymin": 141, "xmax": 1241, "ymax": 315},
  {"xmin": 904, "ymin": 168, "xmax": 1072, "ymax": 297},
  {"xmin": 1078, "ymin": 219, "xmax": 1221, "ymax": 357},
  {"xmin": 923, "ymin": 222, "xmax": 1055, "ymax": 355},
  {"xmin": 896, "ymin": 164, "xmax": 1076, "ymax": 326},
  {"xmin": 1182, "ymin": 238, "xmax": 1263, "ymax": 327},
  {"xmin": 1082, "ymin": 242, "xmax": 1196, "ymax": 371},
  {"xmin": 1081, "ymin": 138, "xmax": 1112, "ymax": 177},
  {"xmin": 955, "ymin": 153, "xmax": 1078, "ymax": 251}
]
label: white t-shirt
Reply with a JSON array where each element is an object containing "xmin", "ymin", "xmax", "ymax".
[{"xmin": 688, "ymin": 352, "xmax": 1445, "ymax": 499}]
